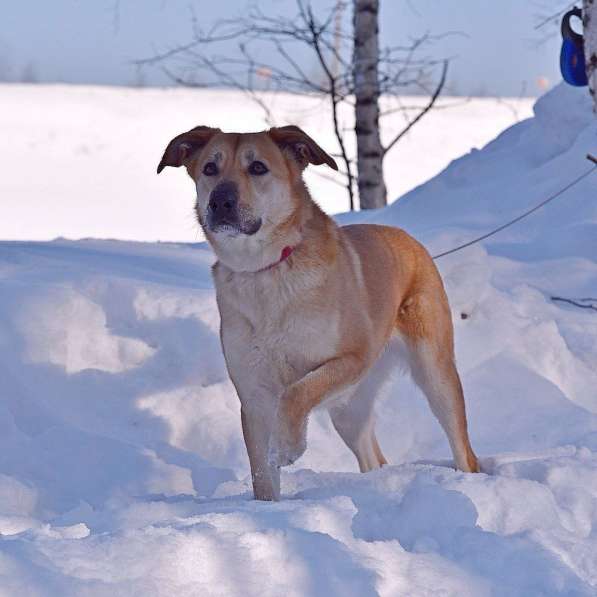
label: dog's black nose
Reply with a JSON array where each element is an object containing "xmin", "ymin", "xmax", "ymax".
[{"xmin": 208, "ymin": 181, "xmax": 238, "ymax": 216}]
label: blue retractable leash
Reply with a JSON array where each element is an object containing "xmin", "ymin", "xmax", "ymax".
[{"xmin": 560, "ymin": 7, "xmax": 588, "ymax": 86}]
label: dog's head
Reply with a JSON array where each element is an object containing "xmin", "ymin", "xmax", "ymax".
[{"xmin": 158, "ymin": 125, "xmax": 337, "ymax": 270}]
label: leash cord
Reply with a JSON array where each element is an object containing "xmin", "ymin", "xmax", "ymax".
[{"xmin": 431, "ymin": 160, "xmax": 597, "ymax": 260}]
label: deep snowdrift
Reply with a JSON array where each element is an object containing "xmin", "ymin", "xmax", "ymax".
[{"xmin": 0, "ymin": 83, "xmax": 596, "ymax": 596}]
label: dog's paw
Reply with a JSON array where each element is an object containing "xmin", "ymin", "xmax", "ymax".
[
  {"xmin": 268, "ymin": 430, "xmax": 307, "ymax": 468},
  {"xmin": 268, "ymin": 402, "xmax": 308, "ymax": 468}
]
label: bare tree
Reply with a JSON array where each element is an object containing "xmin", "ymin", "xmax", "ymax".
[
  {"xmin": 138, "ymin": 1, "xmax": 448, "ymax": 210},
  {"xmin": 353, "ymin": 0, "xmax": 385, "ymax": 208},
  {"xmin": 583, "ymin": 0, "xmax": 597, "ymax": 111}
]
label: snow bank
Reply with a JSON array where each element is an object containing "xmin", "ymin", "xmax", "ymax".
[{"xmin": 0, "ymin": 83, "xmax": 596, "ymax": 595}]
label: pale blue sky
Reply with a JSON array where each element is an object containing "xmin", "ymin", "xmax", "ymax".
[{"xmin": 1, "ymin": 0, "xmax": 563, "ymax": 96}]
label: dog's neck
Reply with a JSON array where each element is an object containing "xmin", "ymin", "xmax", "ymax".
[
  {"xmin": 254, "ymin": 245, "xmax": 295, "ymax": 273},
  {"xmin": 209, "ymin": 184, "xmax": 336, "ymax": 275}
]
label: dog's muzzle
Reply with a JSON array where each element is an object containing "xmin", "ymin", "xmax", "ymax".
[{"xmin": 206, "ymin": 181, "xmax": 261, "ymax": 235}]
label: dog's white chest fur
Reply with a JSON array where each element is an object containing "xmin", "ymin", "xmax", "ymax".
[{"xmin": 215, "ymin": 265, "xmax": 340, "ymax": 388}]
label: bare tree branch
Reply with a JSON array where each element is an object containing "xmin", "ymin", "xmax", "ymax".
[
  {"xmin": 304, "ymin": 3, "xmax": 355, "ymax": 209},
  {"xmin": 382, "ymin": 60, "xmax": 448, "ymax": 157}
]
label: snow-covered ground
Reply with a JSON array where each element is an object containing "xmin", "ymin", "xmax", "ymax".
[
  {"xmin": 1, "ymin": 83, "xmax": 533, "ymax": 242},
  {"xmin": 0, "ymin": 83, "xmax": 596, "ymax": 595}
]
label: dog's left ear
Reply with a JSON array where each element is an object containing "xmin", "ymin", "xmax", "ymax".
[
  {"xmin": 268, "ymin": 125, "xmax": 338, "ymax": 171},
  {"xmin": 157, "ymin": 126, "xmax": 220, "ymax": 174}
]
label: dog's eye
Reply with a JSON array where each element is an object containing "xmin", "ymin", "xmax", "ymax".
[
  {"xmin": 203, "ymin": 162, "xmax": 218, "ymax": 176},
  {"xmin": 248, "ymin": 161, "xmax": 268, "ymax": 176}
]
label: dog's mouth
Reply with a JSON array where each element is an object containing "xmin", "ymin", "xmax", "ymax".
[
  {"xmin": 207, "ymin": 216, "xmax": 262, "ymax": 237},
  {"xmin": 241, "ymin": 218, "xmax": 262, "ymax": 235}
]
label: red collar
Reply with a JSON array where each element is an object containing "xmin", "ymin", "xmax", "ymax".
[{"xmin": 256, "ymin": 245, "xmax": 294, "ymax": 273}]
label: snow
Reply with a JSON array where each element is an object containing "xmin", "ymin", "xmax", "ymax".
[
  {"xmin": 0, "ymin": 82, "xmax": 596, "ymax": 595},
  {"xmin": 1, "ymin": 84, "xmax": 533, "ymax": 242}
]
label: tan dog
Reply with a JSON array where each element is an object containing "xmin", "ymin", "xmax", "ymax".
[{"xmin": 158, "ymin": 125, "xmax": 479, "ymax": 500}]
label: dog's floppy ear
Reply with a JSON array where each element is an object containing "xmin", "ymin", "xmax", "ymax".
[
  {"xmin": 157, "ymin": 126, "xmax": 220, "ymax": 174},
  {"xmin": 268, "ymin": 125, "xmax": 338, "ymax": 171}
]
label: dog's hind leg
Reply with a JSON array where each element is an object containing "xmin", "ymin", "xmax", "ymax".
[
  {"xmin": 329, "ymin": 391, "xmax": 387, "ymax": 472},
  {"xmin": 327, "ymin": 350, "xmax": 396, "ymax": 472},
  {"xmin": 397, "ymin": 291, "xmax": 479, "ymax": 473}
]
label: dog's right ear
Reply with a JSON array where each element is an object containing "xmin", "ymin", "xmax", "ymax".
[{"xmin": 157, "ymin": 126, "xmax": 220, "ymax": 174}]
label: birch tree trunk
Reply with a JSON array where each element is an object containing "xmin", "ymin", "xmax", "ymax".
[
  {"xmin": 584, "ymin": 0, "xmax": 597, "ymax": 112},
  {"xmin": 353, "ymin": 0, "xmax": 387, "ymax": 209}
]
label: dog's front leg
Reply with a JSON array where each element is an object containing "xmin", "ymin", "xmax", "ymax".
[
  {"xmin": 225, "ymin": 362, "xmax": 282, "ymax": 501},
  {"xmin": 241, "ymin": 396, "xmax": 281, "ymax": 501},
  {"xmin": 270, "ymin": 354, "xmax": 367, "ymax": 467},
  {"xmin": 218, "ymin": 303, "xmax": 283, "ymax": 500}
]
